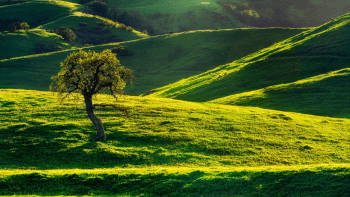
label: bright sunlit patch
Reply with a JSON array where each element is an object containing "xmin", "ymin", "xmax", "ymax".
[{"xmin": 201, "ymin": 2, "xmax": 210, "ymax": 4}]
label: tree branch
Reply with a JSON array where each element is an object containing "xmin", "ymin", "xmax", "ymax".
[
  {"xmin": 92, "ymin": 104, "xmax": 130, "ymax": 118},
  {"xmin": 60, "ymin": 87, "xmax": 79, "ymax": 102}
]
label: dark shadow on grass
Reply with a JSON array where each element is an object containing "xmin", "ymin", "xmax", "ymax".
[{"xmin": 1, "ymin": 168, "xmax": 350, "ymax": 196}]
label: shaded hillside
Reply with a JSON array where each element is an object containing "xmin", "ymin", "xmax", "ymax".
[
  {"xmin": 0, "ymin": 0, "xmax": 83, "ymax": 31},
  {"xmin": 148, "ymin": 13, "xmax": 350, "ymax": 109},
  {"xmin": 106, "ymin": 0, "xmax": 350, "ymax": 36},
  {"xmin": 0, "ymin": 28, "xmax": 308, "ymax": 95},
  {"xmin": 209, "ymin": 68, "xmax": 350, "ymax": 118},
  {"xmin": 0, "ymin": 9, "xmax": 150, "ymax": 59}
]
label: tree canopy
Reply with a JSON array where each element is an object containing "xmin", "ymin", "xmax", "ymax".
[
  {"xmin": 50, "ymin": 49, "xmax": 135, "ymax": 141},
  {"xmin": 55, "ymin": 26, "xmax": 76, "ymax": 41}
]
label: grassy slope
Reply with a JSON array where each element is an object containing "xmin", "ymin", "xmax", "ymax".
[
  {"xmin": 1, "ymin": 88, "xmax": 350, "ymax": 196},
  {"xmin": 0, "ymin": 0, "xmax": 82, "ymax": 25},
  {"xmin": 209, "ymin": 68, "xmax": 350, "ymax": 118},
  {"xmin": 108, "ymin": 0, "xmax": 243, "ymax": 35},
  {"xmin": 0, "ymin": 29, "xmax": 79, "ymax": 59},
  {"xmin": 0, "ymin": 2, "xmax": 150, "ymax": 60},
  {"xmin": 0, "ymin": 28, "xmax": 308, "ymax": 94},
  {"xmin": 2, "ymin": 1, "xmax": 350, "ymax": 195},
  {"xmin": 148, "ymin": 13, "xmax": 350, "ymax": 115},
  {"xmin": 1, "ymin": 165, "xmax": 350, "ymax": 196}
]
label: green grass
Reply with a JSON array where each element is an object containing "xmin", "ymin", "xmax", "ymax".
[
  {"xmin": 0, "ymin": 29, "xmax": 78, "ymax": 59},
  {"xmin": 1, "ymin": 88, "xmax": 350, "ymax": 196},
  {"xmin": 209, "ymin": 68, "xmax": 350, "ymax": 118},
  {"xmin": 2, "ymin": 0, "xmax": 350, "ymax": 195},
  {"xmin": 0, "ymin": 11, "xmax": 150, "ymax": 60},
  {"xmin": 0, "ymin": 0, "xmax": 83, "ymax": 29},
  {"xmin": 1, "ymin": 165, "xmax": 350, "ymax": 196},
  {"xmin": 0, "ymin": 27, "xmax": 308, "ymax": 94},
  {"xmin": 2, "ymin": 88, "xmax": 350, "ymax": 169},
  {"xmin": 148, "ymin": 12, "xmax": 350, "ymax": 116}
]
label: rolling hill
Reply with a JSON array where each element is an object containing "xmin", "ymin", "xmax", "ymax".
[
  {"xmin": 1, "ymin": 0, "xmax": 350, "ymax": 196},
  {"xmin": 0, "ymin": 27, "xmax": 309, "ymax": 94},
  {"xmin": 0, "ymin": 0, "xmax": 150, "ymax": 60},
  {"xmin": 148, "ymin": 12, "xmax": 350, "ymax": 118},
  {"xmin": 1, "ymin": 88, "xmax": 350, "ymax": 196}
]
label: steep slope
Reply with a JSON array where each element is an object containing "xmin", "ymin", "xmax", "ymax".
[
  {"xmin": 0, "ymin": 28, "xmax": 308, "ymax": 94},
  {"xmin": 148, "ymin": 13, "xmax": 350, "ymax": 107},
  {"xmin": 209, "ymin": 68, "xmax": 350, "ymax": 118}
]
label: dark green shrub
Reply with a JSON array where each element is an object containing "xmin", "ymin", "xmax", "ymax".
[
  {"xmin": 9, "ymin": 23, "xmax": 17, "ymax": 32},
  {"xmin": 88, "ymin": 1, "xmax": 109, "ymax": 16},
  {"xmin": 110, "ymin": 6, "xmax": 120, "ymax": 21},
  {"xmin": 55, "ymin": 26, "xmax": 76, "ymax": 41},
  {"xmin": 142, "ymin": 30, "xmax": 148, "ymax": 35},
  {"xmin": 9, "ymin": 21, "xmax": 30, "ymax": 32},
  {"xmin": 81, "ymin": 7, "xmax": 93, "ymax": 14},
  {"xmin": 9, "ymin": 21, "xmax": 21, "ymax": 32},
  {"xmin": 216, "ymin": 27, "xmax": 220, "ymax": 30},
  {"xmin": 20, "ymin": 22, "xmax": 30, "ymax": 32}
]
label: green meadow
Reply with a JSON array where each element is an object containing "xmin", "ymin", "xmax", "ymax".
[
  {"xmin": 1, "ymin": 0, "xmax": 350, "ymax": 196},
  {"xmin": 1, "ymin": 89, "xmax": 350, "ymax": 196}
]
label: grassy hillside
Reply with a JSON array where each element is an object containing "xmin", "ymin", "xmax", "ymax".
[
  {"xmin": 1, "ymin": 165, "xmax": 350, "ymax": 196},
  {"xmin": 1, "ymin": 88, "xmax": 350, "ymax": 195},
  {"xmin": 0, "ymin": 27, "xmax": 308, "ymax": 94},
  {"xmin": 0, "ymin": 0, "xmax": 83, "ymax": 31},
  {"xmin": 148, "ymin": 13, "xmax": 350, "ymax": 117},
  {"xmin": 0, "ymin": 29, "xmax": 73, "ymax": 59},
  {"xmin": 209, "ymin": 68, "xmax": 350, "ymax": 118},
  {"xmin": 2, "ymin": 1, "xmax": 350, "ymax": 195},
  {"xmin": 0, "ymin": 8, "xmax": 150, "ymax": 60}
]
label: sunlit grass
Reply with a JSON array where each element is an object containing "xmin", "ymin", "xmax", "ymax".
[
  {"xmin": 1, "ymin": 89, "xmax": 350, "ymax": 171},
  {"xmin": 1, "ymin": 161, "xmax": 350, "ymax": 196},
  {"xmin": 2, "ymin": 1, "xmax": 350, "ymax": 195}
]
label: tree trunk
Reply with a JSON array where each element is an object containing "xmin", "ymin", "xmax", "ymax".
[{"xmin": 84, "ymin": 96, "xmax": 106, "ymax": 141}]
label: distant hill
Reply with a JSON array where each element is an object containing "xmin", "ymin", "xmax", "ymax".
[
  {"xmin": 0, "ymin": 0, "xmax": 150, "ymax": 60},
  {"xmin": 0, "ymin": 28, "xmax": 308, "ymax": 95},
  {"xmin": 148, "ymin": 13, "xmax": 350, "ymax": 118}
]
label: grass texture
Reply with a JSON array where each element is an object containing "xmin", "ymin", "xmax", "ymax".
[
  {"xmin": 1, "ymin": 0, "xmax": 350, "ymax": 196},
  {"xmin": 1, "ymin": 89, "xmax": 350, "ymax": 196},
  {"xmin": 0, "ymin": 28, "xmax": 308, "ymax": 94},
  {"xmin": 147, "ymin": 12, "xmax": 350, "ymax": 118}
]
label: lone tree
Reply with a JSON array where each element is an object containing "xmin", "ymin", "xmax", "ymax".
[{"xmin": 50, "ymin": 49, "xmax": 135, "ymax": 141}]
